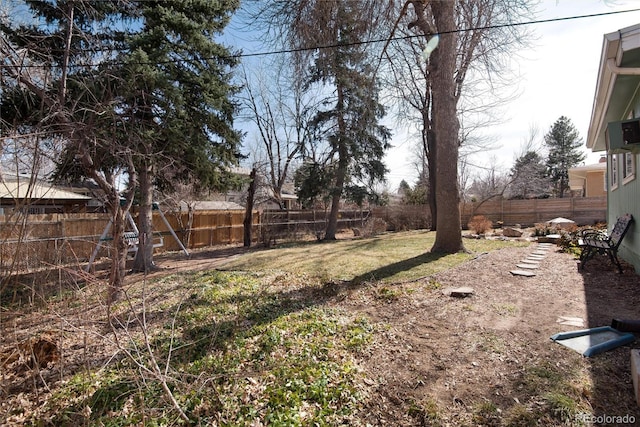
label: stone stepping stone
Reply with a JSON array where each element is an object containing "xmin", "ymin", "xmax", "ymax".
[
  {"xmin": 516, "ymin": 263, "xmax": 539, "ymax": 269},
  {"xmin": 510, "ymin": 269, "xmax": 537, "ymax": 277},
  {"xmin": 443, "ymin": 287, "xmax": 474, "ymax": 298},
  {"xmin": 528, "ymin": 255, "xmax": 545, "ymax": 260},
  {"xmin": 556, "ymin": 316, "xmax": 585, "ymax": 327},
  {"xmin": 532, "ymin": 251, "xmax": 548, "ymax": 256},
  {"xmin": 522, "ymin": 259, "xmax": 541, "ymax": 264}
]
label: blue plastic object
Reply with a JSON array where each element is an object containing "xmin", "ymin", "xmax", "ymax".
[{"xmin": 550, "ymin": 326, "xmax": 635, "ymax": 357}]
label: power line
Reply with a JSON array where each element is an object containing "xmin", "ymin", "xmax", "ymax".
[
  {"xmin": 2, "ymin": 7, "xmax": 640, "ymax": 69},
  {"xmin": 235, "ymin": 7, "xmax": 640, "ymax": 58}
]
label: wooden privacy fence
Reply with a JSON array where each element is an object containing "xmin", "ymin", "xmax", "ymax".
[
  {"xmin": 461, "ymin": 196, "xmax": 607, "ymax": 227},
  {"xmin": 0, "ymin": 198, "xmax": 607, "ymax": 272},
  {"xmin": 372, "ymin": 196, "xmax": 607, "ymax": 230},
  {"xmin": 262, "ymin": 209, "xmax": 369, "ymax": 239},
  {"xmin": 0, "ymin": 210, "xmax": 259, "ymax": 271},
  {"xmin": 0, "ymin": 209, "xmax": 366, "ymax": 272}
]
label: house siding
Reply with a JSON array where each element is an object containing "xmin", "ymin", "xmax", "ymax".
[
  {"xmin": 607, "ymin": 99, "xmax": 640, "ymax": 272},
  {"xmin": 585, "ymin": 171, "xmax": 606, "ymax": 197},
  {"xmin": 608, "ymin": 160, "xmax": 639, "ymax": 272}
]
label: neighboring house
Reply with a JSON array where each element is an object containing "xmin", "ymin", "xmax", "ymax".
[
  {"xmin": 568, "ymin": 157, "xmax": 607, "ymax": 197},
  {"xmin": 0, "ymin": 178, "xmax": 91, "ymax": 214},
  {"xmin": 223, "ymin": 166, "xmax": 301, "ymax": 210},
  {"xmin": 587, "ymin": 23, "xmax": 640, "ymax": 272}
]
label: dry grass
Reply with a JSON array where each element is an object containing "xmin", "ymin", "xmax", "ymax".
[
  {"xmin": 220, "ymin": 230, "xmax": 527, "ymax": 283},
  {"xmin": 4, "ymin": 231, "xmax": 638, "ymax": 426}
]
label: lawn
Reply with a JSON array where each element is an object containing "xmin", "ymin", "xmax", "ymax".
[
  {"xmin": 5, "ymin": 230, "xmax": 637, "ymax": 426},
  {"xmin": 221, "ymin": 230, "xmax": 527, "ymax": 283}
]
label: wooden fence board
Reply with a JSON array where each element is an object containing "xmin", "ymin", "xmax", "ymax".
[
  {"xmin": 0, "ymin": 198, "xmax": 607, "ymax": 273},
  {"xmin": 461, "ymin": 196, "xmax": 606, "ymax": 226}
]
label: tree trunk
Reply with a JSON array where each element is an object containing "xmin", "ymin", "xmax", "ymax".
[
  {"xmin": 108, "ymin": 203, "xmax": 128, "ymax": 303},
  {"xmin": 244, "ymin": 168, "xmax": 257, "ymax": 247},
  {"xmin": 324, "ymin": 83, "xmax": 348, "ymax": 241},
  {"xmin": 324, "ymin": 150, "xmax": 347, "ymax": 240},
  {"xmin": 132, "ymin": 160, "xmax": 156, "ymax": 273},
  {"xmin": 426, "ymin": 127, "xmax": 437, "ymax": 231},
  {"xmin": 430, "ymin": 2, "xmax": 464, "ymax": 254}
]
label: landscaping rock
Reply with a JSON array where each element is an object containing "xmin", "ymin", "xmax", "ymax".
[
  {"xmin": 443, "ymin": 287, "xmax": 475, "ymax": 298},
  {"xmin": 510, "ymin": 269, "xmax": 536, "ymax": 277},
  {"xmin": 537, "ymin": 234, "xmax": 561, "ymax": 244},
  {"xmin": 502, "ymin": 227, "xmax": 523, "ymax": 238}
]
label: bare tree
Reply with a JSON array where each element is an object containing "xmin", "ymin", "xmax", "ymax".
[
  {"xmin": 381, "ymin": 0, "xmax": 535, "ymax": 251},
  {"xmin": 239, "ymin": 57, "xmax": 315, "ymax": 209}
]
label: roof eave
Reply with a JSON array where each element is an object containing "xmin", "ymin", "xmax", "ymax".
[
  {"xmin": 588, "ymin": 24, "xmax": 640, "ymax": 152},
  {"xmin": 587, "ymin": 33, "xmax": 621, "ymax": 152}
]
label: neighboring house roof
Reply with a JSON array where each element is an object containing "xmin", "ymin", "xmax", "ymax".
[
  {"xmin": 179, "ymin": 200, "xmax": 244, "ymax": 211},
  {"xmin": 587, "ymin": 23, "xmax": 640, "ymax": 152},
  {"xmin": 0, "ymin": 179, "xmax": 91, "ymax": 201},
  {"xmin": 568, "ymin": 162, "xmax": 606, "ymax": 191}
]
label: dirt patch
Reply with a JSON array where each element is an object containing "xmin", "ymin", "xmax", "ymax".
[
  {"xmin": 340, "ymin": 245, "xmax": 640, "ymax": 425},
  {"xmin": 2, "ymin": 239, "xmax": 640, "ymax": 425}
]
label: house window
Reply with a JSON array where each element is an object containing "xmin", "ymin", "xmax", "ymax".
[
  {"xmin": 622, "ymin": 152, "xmax": 636, "ymax": 184},
  {"xmin": 610, "ymin": 154, "xmax": 618, "ymax": 190}
]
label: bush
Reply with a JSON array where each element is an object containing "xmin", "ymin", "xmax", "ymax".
[
  {"xmin": 557, "ymin": 223, "xmax": 606, "ymax": 255},
  {"xmin": 468, "ymin": 215, "xmax": 492, "ymax": 234},
  {"xmin": 533, "ymin": 223, "xmax": 554, "ymax": 236}
]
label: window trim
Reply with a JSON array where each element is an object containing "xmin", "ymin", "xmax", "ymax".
[
  {"xmin": 622, "ymin": 152, "xmax": 636, "ymax": 185},
  {"xmin": 610, "ymin": 154, "xmax": 619, "ymax": 191}
]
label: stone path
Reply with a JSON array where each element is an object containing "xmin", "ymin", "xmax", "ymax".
[{"xmin": 509, "ymin": 242, "xmax": 554, "ymax": 277}]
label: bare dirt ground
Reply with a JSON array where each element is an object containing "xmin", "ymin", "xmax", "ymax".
[
  {"xmin": 2, "ymin": 236, "xmax": 640, "ymax": 425},
  {"xmin": 346, "ymin": 243, "xmax": 640, "ymax": 425}
]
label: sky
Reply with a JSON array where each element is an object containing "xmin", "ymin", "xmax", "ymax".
[
  {"xmin": 384, "ymin": 0, "xmax": 640, "ymax": 190},
  {"xmin": 226, "ymin": 1, "xmax": 640, "ymax": 192}
]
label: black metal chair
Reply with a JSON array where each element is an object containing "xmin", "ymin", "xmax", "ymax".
[{"xmin": 579, "ymin": 213, "xmax": 634, "ymax": 273}]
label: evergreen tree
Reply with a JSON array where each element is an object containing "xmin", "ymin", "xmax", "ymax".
[
  {"xmin": 294, "ymin": 160, "xmax": 332, "ymax": 209},
  {"xmin": 114, "ymin": 0, "xmax": 242, "ymax": 272},
  {"xmin": 508, "ymin": 151, "xmax": 551, "ymax": 199},
  {"xmin": 1, "ymin": 0, "xmax": 242, "ymax": 291},
  {"xmin": 255, "ymin": 0, "xmax": 391, "ymax": 240},
  {"xmin": 544, "ymin": 116, "xmax": 585, "ymax": 198}
]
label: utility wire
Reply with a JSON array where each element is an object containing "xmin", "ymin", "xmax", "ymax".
[
  {"xmin": 238, "ymin": 7, "xmax": 640, "ymax": 58},
  {"xmin": 2, "ymin": 7, "xmax": 640, "ymax": 69}
]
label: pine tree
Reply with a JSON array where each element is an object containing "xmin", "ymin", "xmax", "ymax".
[
  {"xmin": 544, "ymin": 116, "xmax": 585, "ymax": 198},
  {"xmin": 255, "ymin": 0, "xmax": 391, "ymax": 240},
  {"xmin": 116, "ymin": 1, "xmax": 242, "ymax": 272},
  {"xmin": 509, "ymin": 151, "xmax": 551, "ymax": 199},
  {"xmin": 1, "ymin": 0, "xmax": 242, "ymax": 291},
  {"xmin": 308, "ymin": 2, "xmax": 391, "ymax": 239}
]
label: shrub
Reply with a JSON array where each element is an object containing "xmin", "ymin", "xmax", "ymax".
[
  {"xmin": 533, "ymin": 223, "xmax": 554, "ymax": 236},
  {"xmin": 468, "ymin": 215, "xmax": 492, "ymax": 234},
  {"xmin": 353, "ymin": 217, "xmax": 388, "ymax": 237},
  {"xmin": 557, "ymin": 223, "xmax": 607, "ymax": 255}
]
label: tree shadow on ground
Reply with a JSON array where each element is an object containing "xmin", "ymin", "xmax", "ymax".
[
  {"xmin": 153, "ymin": 249, "xmax": 446, "ymax": 364},
  {"xmin": 350, "ymin": 252, "xmax": 447, "ymax": 284}
]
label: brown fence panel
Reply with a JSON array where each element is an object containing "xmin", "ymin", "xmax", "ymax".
[
  {"xmin": 460, "ymin": 196, "xmax": 606, "ymax": 227},
  {"xmin": 262, "ymin": 209, "xmax": 369, "ymax": 239},
  {"xmin": 0, "ymin": 210, "xmax": 259, "ymax": 272},
  {"xmin": 371, "ymin": 205, "xmax": 431, "ymax": 230}
]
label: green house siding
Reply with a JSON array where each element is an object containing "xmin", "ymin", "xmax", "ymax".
[
  {"xmin": 587, "ymin": 23, "xmax": 640, "ymax": 272},
  {"xmin": 607, "ymin": 96, "xmax": 640, "ymax": 271},
  {"xmin": 607, "ymin": 152, "xmax": 639, "ymax": 272}
]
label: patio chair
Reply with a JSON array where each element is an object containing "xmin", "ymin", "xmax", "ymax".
[{"xmin": 579, "ymin": 213, "xmax": 634, "ymax": 273}]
